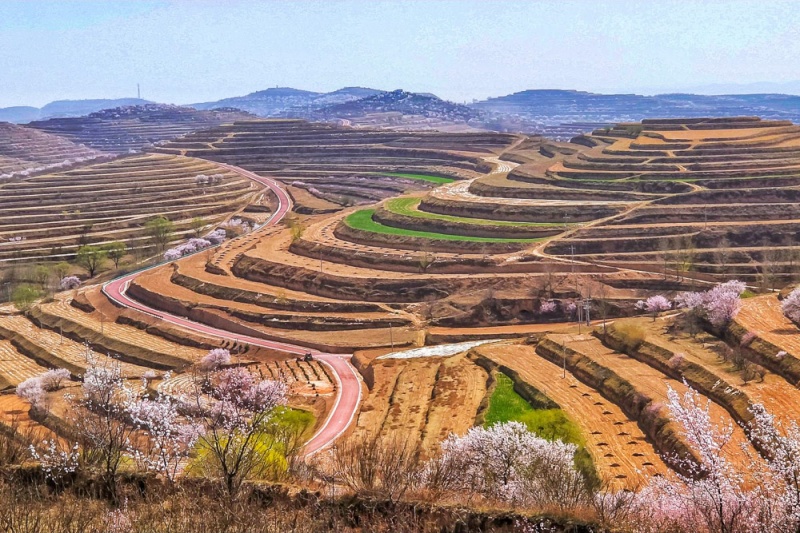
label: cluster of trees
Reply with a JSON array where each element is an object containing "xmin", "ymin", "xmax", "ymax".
[
  {"xmin": 637, "ymin": 280, "xmax": 747, "ymax": 330},
  {"xmin": 5, "ymin": 262, "xmax": 83, "ymax": 310},
  {"xmin": 10, "ymin": 340, "xmax": 800, "ymax": 532},
  {"xmin": 15, "ymin": 348, "xmax": 294, "ymax": 501},
  {"xmin": 74, "ymin": 241, "xmax": 127, "ymax": 277},
  {"xmin": 163, "ymin": 238, "xmax": 213, "ymax": 261},
  {"xmin": 619, "ymin": 384, "xmax": 800, "ymax": 532}
]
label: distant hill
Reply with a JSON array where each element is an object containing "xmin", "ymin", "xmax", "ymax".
[
  {"xmin": 40, "ymin": 98, "xmax": 152, "ymax": 118},
  {"xmin": 0, "ymin": 106, "xmax": 40, "ymax": 124},
  {"xmin": 0, "ymin": 98, "xmax": 152, "ymax": 124},
  {"xmin": 470, "ymin": 90, "xmax": 800, "ymax": 137},
  {"xmin": 28, "ymin": 104, "xmax": 254, "ymax": 153},
  {"xmin": 190, "ymin": 87, "xmax": 385, "ymax": 117},
  {"xmin": 313, "ymin": 89, "xmax": 480, "ymax": 121}
]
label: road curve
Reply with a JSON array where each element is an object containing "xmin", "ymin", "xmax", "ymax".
[{"xmin": 102, "ymin": 163, "xmax": 361, "ymax": 456}]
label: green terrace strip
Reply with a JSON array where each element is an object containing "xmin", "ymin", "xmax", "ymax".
[
  {"xmin": 373, "ymin": 172, "xmax": 455, "ymax": 184},
  {"xmin": 385, "ymin": 198, "xmax": 562, "ymax": 227},
  {"xmin": 344, "ymin": 209, "xmax": 545, "ymax": 242},
  {"xmin": 485, "ymin": 373, "xmax": 583, "ymax": 445},
  {"xmin": 484, "ymin": 372, "xmax": 596, "ymax": 483}
]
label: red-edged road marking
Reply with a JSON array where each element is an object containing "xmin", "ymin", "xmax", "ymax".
[{"xmin": 102, "ymin": 163, "xmax": 360, "ymax": 456}]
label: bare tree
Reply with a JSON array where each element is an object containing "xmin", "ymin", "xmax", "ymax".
[
  {"xmin": 329, "ymin": 435, "xmax": 422, "ymax": 503},
  {"xmin": 74, "ymin": 362, "xmax": 138, "ymax": 502},
  {"xmin": 716, "ymin": 236, "xmax": 732, "ymax": 278},
  {"xmin": 189, "ymin": 367, "xmax": 288, "ymax": 498}
]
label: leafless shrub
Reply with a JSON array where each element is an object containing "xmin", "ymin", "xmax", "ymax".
[{"xmin": 328, "ymin": 435, "xmax": 423, "ymax": 503}]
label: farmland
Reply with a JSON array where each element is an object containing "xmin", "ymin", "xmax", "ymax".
[
  {"xmin": 27, "ymin": 104, "xmax": 254, "ymax": 153},
  {"xmin": 0, "ymin": 153, "xmax": 263, "ymax": 263},
  {"xmin": 6, "ymin": 114, "xmax": 800, "ymax": 527},
  {"xmin": 0, "ymin": 122, "xmax": 105, "ymax": 178}
]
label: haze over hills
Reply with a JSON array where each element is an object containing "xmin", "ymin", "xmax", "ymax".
[
  {"xmin": 5, "ymin": 87, "xmax": 800, "ymax": 140},
  {"xmin": 189, "ymin": 86, "xmax": 385, "ymax": 116},
  {"xmin": 472, "ymin": 90, "xmax": 800, "ymax": 135},
  {"xmin": 0, "ymin": 98, "xmax": 151, "ymax": 123},
  {"xmin": 191, "ymin": 87, "xmax": 800, "ymax": 137}
]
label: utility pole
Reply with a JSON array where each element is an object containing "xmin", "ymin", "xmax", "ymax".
[
  {"xmin": 583, "ymin": 297, "xmax": 592, "ymax": 326},
  {"xmin": 576, "ymin": 277, "xmax": 582, "ymax": 334},
  {"xmin": 137, "ymin": 83, "xmax": 141, "ymax": 99},
  {"xmin": 389, "ymin": 322, "xmax": 394, "ymax": 350}
]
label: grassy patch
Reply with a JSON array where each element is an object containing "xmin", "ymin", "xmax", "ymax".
[
  {"xmin": 375, "ymin": 172, "xmax": 454, "ymax": 184},
  {"xmin": 344, "ymin": 209, "xmax": 543, "ymax": 243},
  {"xmin": 385, "ymin": 198, "xmax": 561, "ymax": 227},
  {"xmin": 485, "ymin": 373, "xmax": 597, "ymax": 485},
  {"xmin": 485, "ymin": 373, "xmax": 584, "ymax": 446}
]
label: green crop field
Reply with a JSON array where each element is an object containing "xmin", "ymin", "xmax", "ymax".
[
  {"xmin": 344, "ymin": 209, "xmax": 544, "ymax": 242},
  {"xmin": 385, "ymin": 198, "xmax": 562, "ymax": 227},
  {"xmin": 375, "ymin": 172, "xmax": 455, "ymax": 184},
  {"xmin": 485, "ymin": 373, "xmax": 583, "ymax": 445},
  {"xmin": 485, "ymin": 372, "xmax": 597, "ymax": 483}
]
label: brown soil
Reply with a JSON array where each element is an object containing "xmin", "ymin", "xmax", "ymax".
[{"xmin": 472, "ymin": 342, "xmax": 667, "ymax": 487}]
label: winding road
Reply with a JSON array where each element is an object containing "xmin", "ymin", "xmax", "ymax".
[{"xmin": 102, "ymin": 163, "xmax": 362, "ymax": 456}]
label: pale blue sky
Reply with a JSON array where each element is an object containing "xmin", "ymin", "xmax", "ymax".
[{"xmin": 0, "ymin": 0, "xmax": 798, "ymax": 108}]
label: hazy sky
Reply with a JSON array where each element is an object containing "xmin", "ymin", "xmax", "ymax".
[{"xmin": 1, "ymin": 0, "xmax": 799, "ymax": 108}]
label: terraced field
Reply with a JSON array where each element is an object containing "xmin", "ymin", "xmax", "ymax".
[
  {"xmin": 0, "ymin": 153, "xmax": 263, "ymax": 262},
  {"xmin": 528, "ymin": 117, "xmax": 800, "ymax": 283},
  {"xmin": 127, "ymin": 119, "xmax": 669, "ymax": 345},
  {"xmin": 150, "ymin": 119, "xmax": 515, "ymax": 211},
  {"xmin": 472, "ymin": 342, "xmax": 667, "ymax": 486},
  {"xmin": 351, "ymin": 350, "xmax": 487, "ymax": 456},
  {"xmin": 28, "ymin": 104, "xmax": 253, "ymax": 153},
  {"xmin": 8, "ymin": 113, "xmax": 800, "ymax": 491},
  {"xmin": 0, "ymin": 122, "xmax": 106, "ymax": 178}
]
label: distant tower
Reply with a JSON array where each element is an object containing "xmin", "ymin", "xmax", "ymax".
[{"xmin": 137, "ymin": 84, "xmax": 141, "ymax": 99}]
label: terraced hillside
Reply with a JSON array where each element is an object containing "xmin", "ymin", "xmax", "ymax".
[
  {"xmin": 0, "ymin": 122, "xmax": 107, "ymax": 178},
  {"xmin": 0, "ymin": 283, "xmax": 334, "ymax": 453},
  {"xmin": 0, "ymin": 153, "xmax": 265, "ymax": 263},
  {"xmin": 529, "ymin": 117, "xmax": 800, "ymax": 285},
  {"xmin": 28, "ymin": 104, "xmax": 253, "ymax": 153},
  {"xmin": 151, "ymin": 118, "xmax": 516, "ymax": 212},
  {"xmin": 126, "ymin": 123, "xmax": 666, "ymax": 352}
]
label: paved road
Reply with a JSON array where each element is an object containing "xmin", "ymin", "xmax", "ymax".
[{"xmin": 102, "ymin": 164, "xmax": 361, "ymax": 456}]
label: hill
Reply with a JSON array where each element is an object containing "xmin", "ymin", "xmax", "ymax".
[
  {"xmin": 0, "ymin": 106, "xmax": 40, "ymax": 124},
  {"xmin": 311, "ymin": 89, "xmax": 485, "ymax": 131},
  {"xmin": 471, "ymin": 89, "xmax": 800, "ymax": 138},
  {"xmin": 27, "ymin": 104, "xmax": 254, "ymax": 153},
  {"xmin": 190, "ymin": 86, "xmax": 385, "ymax": 116},
  {"xmin": 0, "ymin": 122, "xmax": 106, "ymax": 179},
  {"xmin": 0, "ymin": 98, "xmax": 152, "ymax": 123},
  {"xmin": 315, "ymin": 89, "xmax": 479, "ymax": 120}
]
